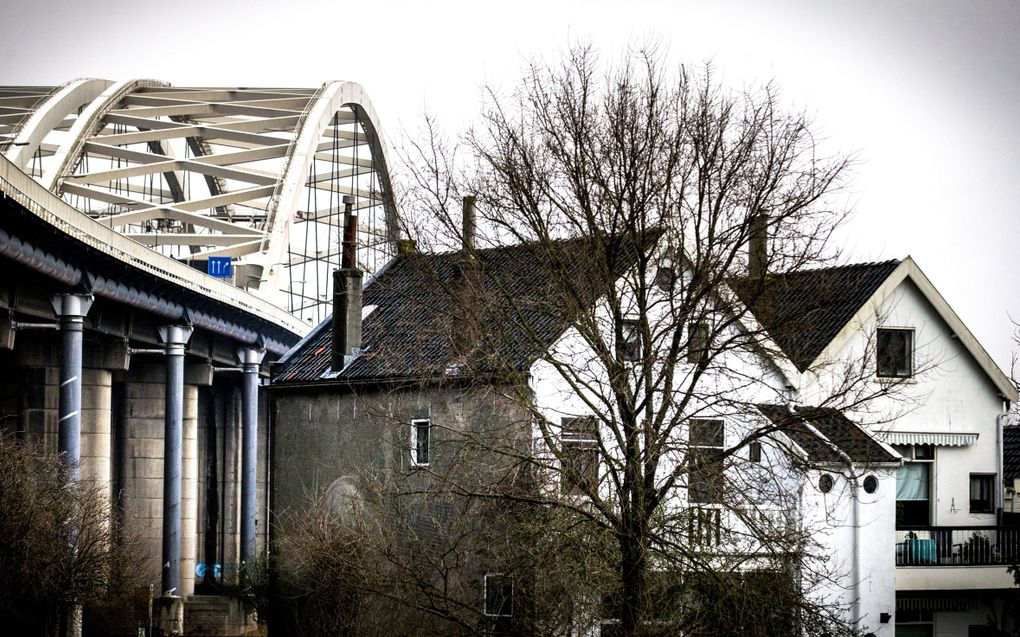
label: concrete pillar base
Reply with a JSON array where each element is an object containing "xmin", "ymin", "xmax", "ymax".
[
  {"xmin": 185, "ymin": 595, "xmax": 263, "ymax": 636},
  {"xmin": 154, "ymin": 596, "xmax": 184, "ymax": 637}
]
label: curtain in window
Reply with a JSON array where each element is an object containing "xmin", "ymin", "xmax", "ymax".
[{"xmin": 896, "ymin": 463, "xmax": 929, "ymax": 501}]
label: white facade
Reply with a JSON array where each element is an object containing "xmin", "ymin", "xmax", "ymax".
[{"xmin": 526, "ymin": 255, "xmax": 1016, "ymax": 636}]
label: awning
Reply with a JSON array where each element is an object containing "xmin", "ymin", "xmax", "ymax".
[
  {"xmin": 897, "ymin": 596, "xmax": 976, "ymax": 611},
  {"xmin": 881, "ymin": 431, "xmax": 978, "ymax": 447}
]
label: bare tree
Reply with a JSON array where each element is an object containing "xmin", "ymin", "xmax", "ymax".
[
  {"xmin": 390, "ymin": 44, "xmax": 902, "ymax": 636},
  {"xmin": 0, "ymin": 432, "xmax": 148, "ymax": 637}
]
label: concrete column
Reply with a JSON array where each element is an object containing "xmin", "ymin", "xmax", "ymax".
[
  {"xmin": 238, "ymin": 346, "xmax": 265, "ymax": 568},
  {"xmin": 180, "ymin": 383, "xmax": 198, "ymax": 598},
  {"xmin": 81, "ymin": 369, "xmax": 112, "ymax": 492},
  {"xmin": 51, "ymin": 293, "xmax": 94, "ymax": 482},
  {"xmin": 158, "ymin": 324, "xmax": 192, "ymax": 598}
]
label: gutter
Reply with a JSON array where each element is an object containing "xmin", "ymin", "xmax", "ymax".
[{"xmin": 0, "ymin": 225, "xmax": 292, "ymax": 355}]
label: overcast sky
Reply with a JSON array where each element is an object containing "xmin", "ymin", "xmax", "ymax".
[{"xmin": 2, "ymin": 0, "xmax": 1018, "ymax": 375}]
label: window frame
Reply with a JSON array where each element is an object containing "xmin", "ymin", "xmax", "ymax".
[
  {"xmin": 560, "ymin": 416, "xmax": 599, "ymax": 496},
  {"xmin": 483, "ymin": 573, "xmax": 513, "ymax": 617},
  {"xmin": 969, "ymin": 473, "xmax": 995, "ymax": 514},
  {"xmin": 410, "ymin": 418, "xmax": 431, "ymax": 467},
  {"xmin": 688, "ymin": 419, "xmax": 725, "ymax": 505},
  {"xmin": 877, "ymin": 327, "xmax": 914, "ymax": 378},
  {"xmin": 687, "ymin": 321, "xmax": 710, "ymax": 365},
  {"xmin": 621, "ymin": 318, "xmax": 643, "ymax": 362}
]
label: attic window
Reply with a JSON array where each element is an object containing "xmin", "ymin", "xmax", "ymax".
[
  {"xmin": 621, "ymin": 319, "xmax": 642, "ymax": 362},
  {"xmin": 877, "ymin": 328, "xmax": 913, "ymax": 378},
  {"xmin": 654, "ymin": 266, "xmax": 677, "ymax": 291}
]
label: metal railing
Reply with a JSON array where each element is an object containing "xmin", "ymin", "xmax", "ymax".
[{"xmin": 895, "ymin": 526, "xmax": 1020, "ymax": 566}]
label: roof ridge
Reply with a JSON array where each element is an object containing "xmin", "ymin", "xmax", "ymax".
[{"xmin": 772, "ymin": 259, "xmax": 901, "ymax": 277}]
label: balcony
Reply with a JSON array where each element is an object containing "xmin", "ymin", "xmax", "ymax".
[
  {"xmin": 895, "ymin": 526, "xmax": 1019, "ymax": 566},
  {"xmin": 895, "ymin": 526, "xmax": 1019, "ymax": 591}
]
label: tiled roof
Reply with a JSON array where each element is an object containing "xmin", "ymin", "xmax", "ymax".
[
  {"xmin": 1005, "ymin": 425, "xmax": 1020, "ymax": 482},
  {"xmin": 730, "ymin": 261, "xmax": 901, "ymax": 371},
  {"xmin": 757, "ymin": 404, "xmax": 900, "ymax": 466},
  {"xmin": 274, "ymin": 234, "xmax": 651, "ymax": 384}
]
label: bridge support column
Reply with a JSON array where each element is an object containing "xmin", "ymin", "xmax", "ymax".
[
  {"xmin": 51, "ymin": 293, "xmax": 93, "ymax": 482},
  {"xmin": 238, "ymin": 346, "xmax": 265, "ymax": 571},
  {"xmin": 158, "ymin": 324, "xmax": 192, "ymax": 601}
]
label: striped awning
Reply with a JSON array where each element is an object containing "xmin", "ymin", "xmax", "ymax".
[{"xmin": 882, "ymin": 431, "xmax": 978, "ymax": 447}]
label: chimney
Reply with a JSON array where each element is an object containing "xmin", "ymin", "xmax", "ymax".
[
  {"xmin": 748, "ymin": 212, "xmax": 768, "ymax": 279},
  {"xmin": 452, "ymin": 196, "xmax": 482, "ymax": 359},
  {"xmin": 332, "ymin": 195, "xmax": 362, "ymax": 371},
  {"xmin": 462, "ymin": 195, "xmax": 476, "ymax": 255}
]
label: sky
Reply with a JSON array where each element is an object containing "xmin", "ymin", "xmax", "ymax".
[{"xmin": 2, "ymin": 0, "xmax": 1018, "ymax": 375}]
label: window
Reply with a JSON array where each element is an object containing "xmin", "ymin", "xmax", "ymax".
[
  {"xmin": 687, "ymin": 321, "xmax": 709, "ymax": 365},
  {"xmin": 969, "ymin": 474, "xmax": 995, "ymax": 514},
  {"xmin": 896, "ymin": 461, "xmax": 930, "ymax": 526},
  {"xmin": 561, "ymin": 417, "xmax": 599, "ymax": 496},
  {"xmin": 688, "ymin": 419, "xmax": 724, "ymax": 504},
  {"xmin": 484, "ymin": 574, "xmax": 513, "ymax": 617},
  {"xmin": 863, "ymin": 475, "xmax": 878, "ymax": 494},
  {"xmin": 621, "ymin": 319, "xmax": 642, "ymax": 361},
  {"xmin": 748, "ymin": 441, "xmax": 762, "ymax": 463},
  {"xmin": 411, "ymin": 418, "xmax": 430, "ymax": 466},
  {"xmin": 818, "ymin": 474, "xmax": 834, "ymax": 493},
  {"xmin": 894, "ymin": 444, "xmax": 934, "ymax": 526},
  {"xmin": 877, "ymin": 328, "xmax": 913, "ymax": 378},
  {"xmin": 654, "ymin": 265, "xmax": 677, "ymax": 291}
]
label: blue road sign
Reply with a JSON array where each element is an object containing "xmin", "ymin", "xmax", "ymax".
[{"xmin": 208, "ymin": 256, "xmax": 232, "ymax": 278}]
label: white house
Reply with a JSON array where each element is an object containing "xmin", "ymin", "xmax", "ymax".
[{"xmin": 271, "ymin": 216, "xmax": 1017, "ymax": 636}]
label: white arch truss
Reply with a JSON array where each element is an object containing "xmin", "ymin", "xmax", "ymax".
[{"xmin": 2, "ymin": 80, "xmax": 400, "ymax": 325}]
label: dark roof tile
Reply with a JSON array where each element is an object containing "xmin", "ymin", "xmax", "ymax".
[
  {"xmin": 731, "ymin": 261, "xmax": 900, "ymax": 371},
  {"xmin": 274, "ymin": 233, "xmax": 652, "ymax": 384},
  {"xmin": 757, "ymin": 404, "xmax": 899, "ymax": 465}
]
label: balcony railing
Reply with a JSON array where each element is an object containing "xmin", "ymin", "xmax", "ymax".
[{"xmin": 895, "ymin": 526, "xmax": 1020, "ymax": 566}]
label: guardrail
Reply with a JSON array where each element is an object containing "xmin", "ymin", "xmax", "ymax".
[{"xmin": 895, "ymin": 526, "xmax": 1020, "ymax": 566}]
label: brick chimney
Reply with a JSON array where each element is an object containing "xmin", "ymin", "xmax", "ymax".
[
  {"xmin": 332, "ymin": 195, "xmax": 362, "ymax": 371},
  {"xmin": 748, "ymin": 212, "xmax": 768, "ymax": 279},
  {"xmin": 452, "ymin": 196, "xmax": 482, "ymax": 360}
]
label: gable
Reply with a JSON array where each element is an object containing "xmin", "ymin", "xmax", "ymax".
[{"xmin": 729, "ymin": 261, "xmax": 900, "ymax": 372}]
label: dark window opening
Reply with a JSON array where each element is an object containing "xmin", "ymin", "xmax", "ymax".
[
  {"xmin": 484, "ymin": 574, "xmax": 513, "ymax": 617},
  {"xmin": 969, "ymin": 474, "xmax": 995, "ymax": 514},
  {"xmin": 411, "ymin": 418, "xmax": 430, "ymax": 466},
  {"xmin": 561, "ymin": 417, "xmax": 599, "ymax": 496},
  {"xmin": 654, "ymin": 266, "xmax": 677, "ymax": 291},
  {"xmin": 687, "ymin": 321, "xmax": 709, "ymax": 365},
  {"xmin": 877, "ymin": 328, "xmax": 913, "ymax": 378},
  {"xmin": 748, "ymin": 441, "xmax": 762, "ymax": 463},
  {"xmin": 622, "ymin": 319, "xmax": 642, "ymax": 362},
  {"xmin": 688, "ymin": 419, "xmax": 724, "ymax": 504}
]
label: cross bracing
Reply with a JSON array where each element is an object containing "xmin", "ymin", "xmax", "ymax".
[{"xmin": 1, "ymin": 79, "xmax": 399, "ymax": 326}]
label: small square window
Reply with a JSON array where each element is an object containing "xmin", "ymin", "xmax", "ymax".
[
  {"xmin": 969, "ymin": 474, "xmax": 995, "ymax": 514},
  {"xmin": 877, "ymin": 328, "xmax": 913, "ymax": 378},
  {"xmin": 687, "ymin": 321, "xmax": 709, "ymax": 365},
  {"xmin": 484, "ymin": 573, "xmax": 513, "ymax": 617},
  {"xmin": 654, "ymin": 266, "xmax": 677, "ymax": 291},
  {"xmin": 561, "ymin": 417, "xmax": 599, "ymax": 496},
  {"xmin": 748, "ymin": 441, "xmax": 762, "ymax": 463},
  {"xmin": 621, "ymin": 319, "xmax": 642, "ymax": 362},
  {"xmin": 411, "ymin": 418, "xmax": 430, "ymax": 466}
]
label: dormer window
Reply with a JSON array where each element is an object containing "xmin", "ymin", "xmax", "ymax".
[
  {"xmin": 877, "ymin": 328, "xmax": 914, "ymax": 378},
  {"xmin": 621, "ymin": 319, "xmax": 642, "ymax": 362}
]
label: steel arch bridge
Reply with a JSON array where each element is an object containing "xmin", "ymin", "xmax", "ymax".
[{"xmin": 0, "ymin": 79, "xmax": 399, "ymax": 327}]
